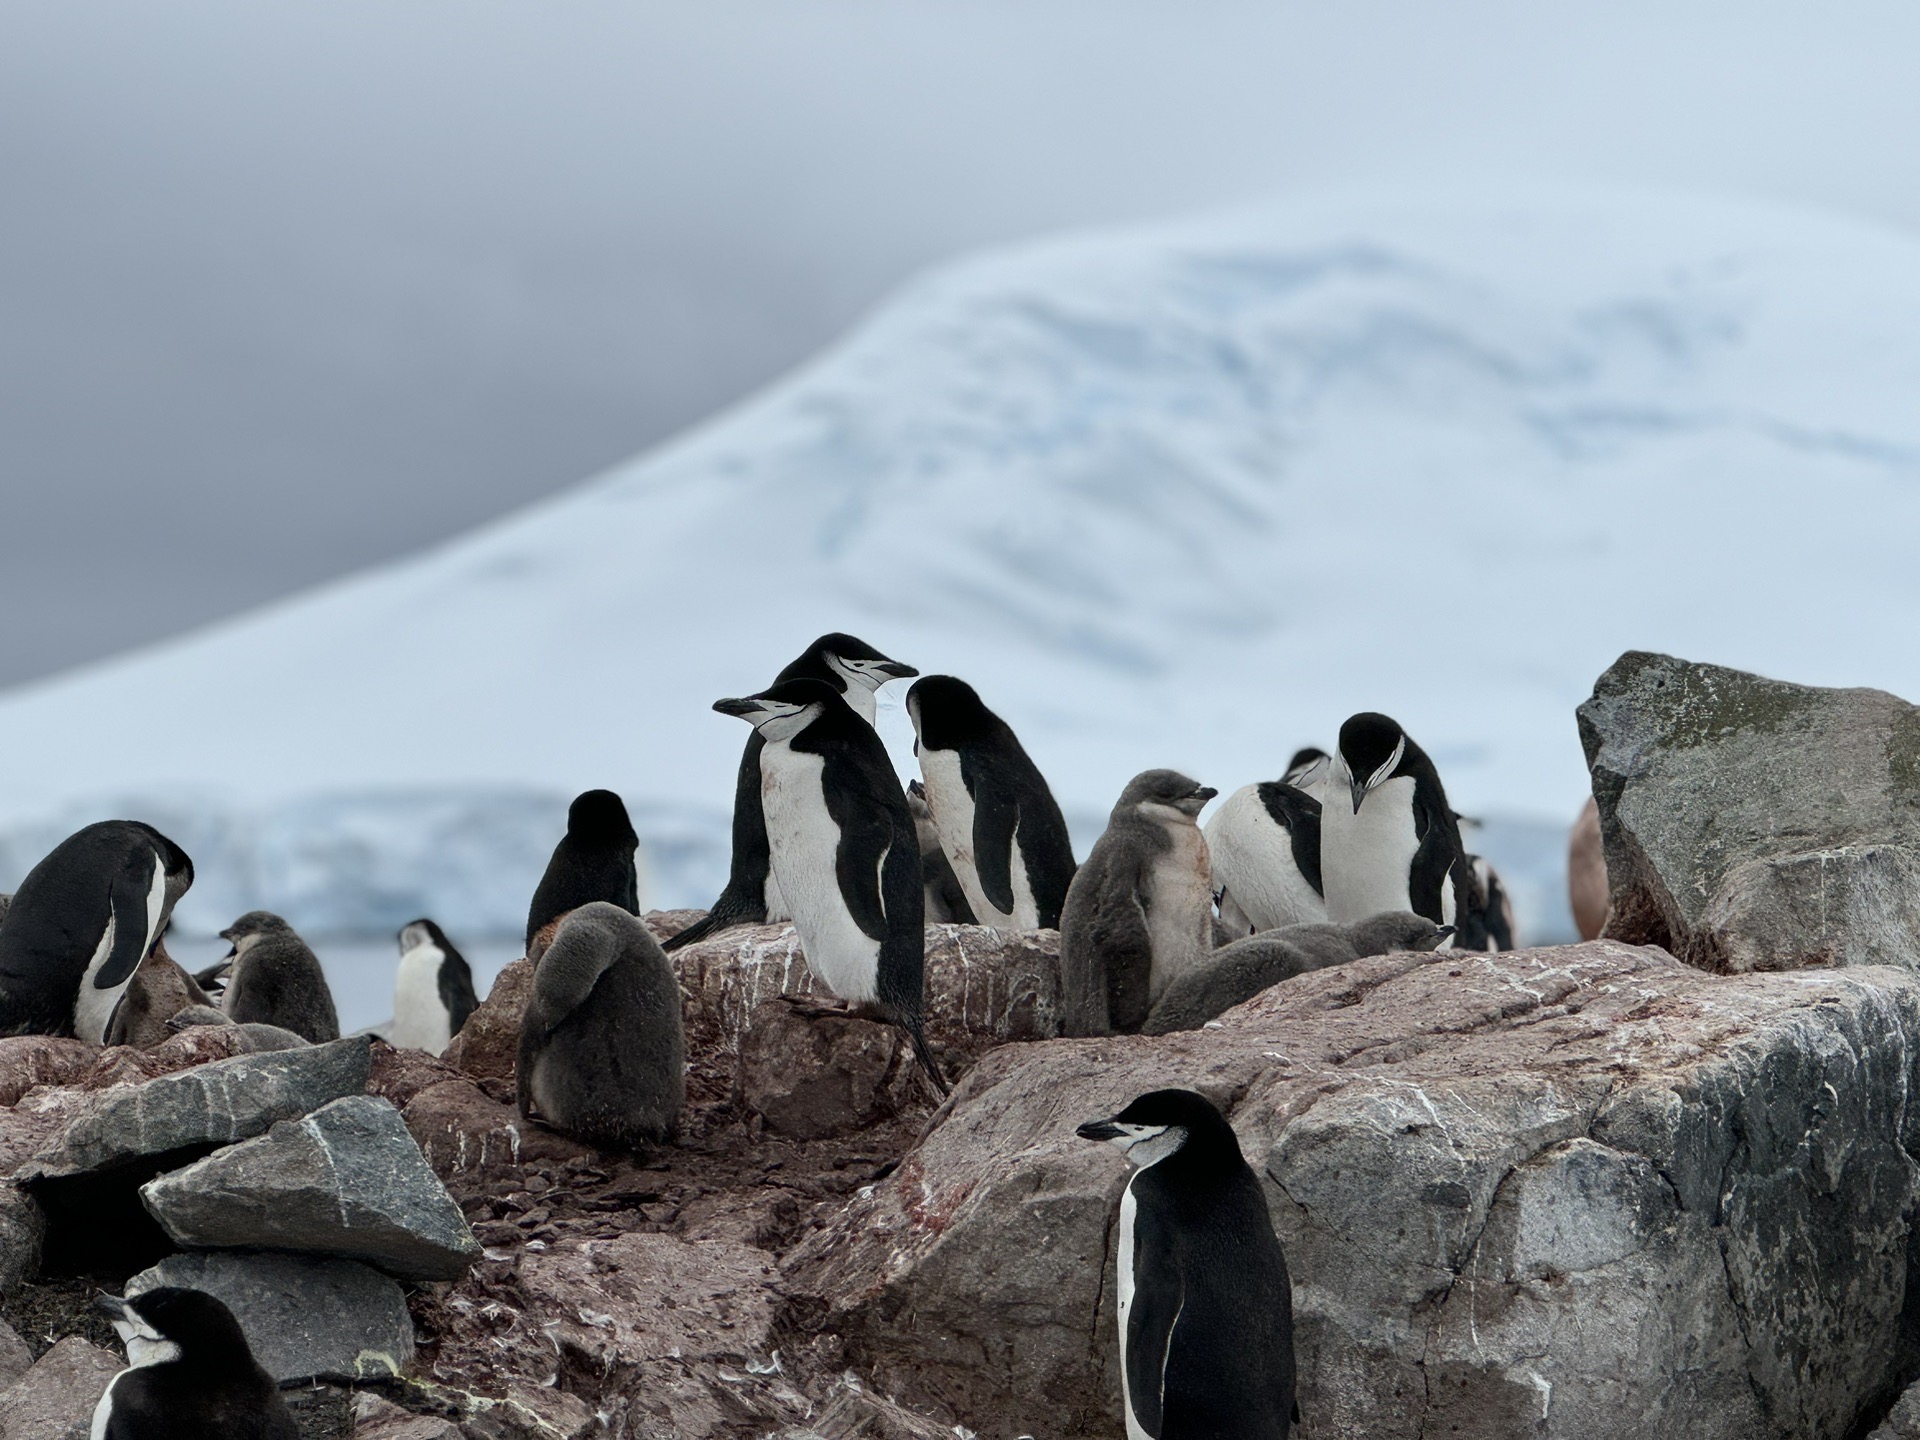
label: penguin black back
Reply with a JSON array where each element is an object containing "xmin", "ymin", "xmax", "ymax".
[
  {"xmin": 664, "ymin": 635, "xmax": 915, "ymax": 952},
  {"xmin": 525, "ymin": 789, "xmax": 640, "ymax": 951},
  {"xmin": 1077, "ymin": 1089, "xmax": 1296, "ymax": 1440},
  {"xmin": 94, "ymin": 1287, "xmax": 299, "ymax": 1439},
  {"xmin": 1254, "ymin": 781, "xmax": 1324, "ymax": 896}
]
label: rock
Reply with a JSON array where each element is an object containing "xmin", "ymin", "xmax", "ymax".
[
  {"xmin": 1568, "ymin": 796, "xmax": 1607, "ymax": 941},
  {"xmin": 0, "ymin": 1336, "xmax": 121, "ymax": 1440},
  {"xmin": 401, "ymin": 1078, "xmax": 599, "ymax": 1188},
  {"xmin": 22, "ymin": 1035, "xmax": 373, "ymax": 1181},
  {"xmin": 141, "ymin": 1094, "xmax": 481, "ymax": 1280},
  {"xmin": 442, "ymin": 959, "xmax": 532, "ymax": 1084},
  {"xmin": 785, "ymin": 941, "xmax": 1920, "ymax": 1440},
  {"xmin": 351, "ymin": 1392, "xmax": 462, "ymax": 1440},
  {"xmin": 734, "ymin": 998, "xmax": 919, "ymax": 1139},
  {"xmin": 0, "ymin": 1319, "xmax": 31, "ymax": 1388},
  {"xmin": 644, "ymin": 908, "xmax": 708, "ymax": 945},
  {"xmin": 368, "ymin": 1040, "xmax": 465, "ymax": 1111},
  {"xmin": 0, "ymin": 1037, "xmax": 97, "ymax": 1107},
  {"xmin": 1579, "ymin": 651, "xmax": 1920, "ymax": 971},
  {"xmin": 126, "ymin": 1250, "xmax": 413, "ymax": 1384},
  {"xmin": 1870, "ymin": 1381, "xmax": 1920, "ymax": 1440},
  {"xmin": 0, "ymin": 1183, "xmax": 44, "ymax": 1294}
]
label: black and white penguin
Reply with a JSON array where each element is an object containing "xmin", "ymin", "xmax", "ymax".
[
  {"xmin": 212, "ymin": 912, "xmax": 340, "ymax": 1043},
  {"xmin": 92, "ymin": 1287, "xmax": 299, "ymax": 1439},
  {"xmin": 665, "ymin": 635, "xmax": 916, "ymax": 952},
  {"xmin": 1283, "ymin": 745, "xmax": 1331, "ymax": 798},
  {"xmin": 1321, "ymin": 713, "xmax": 1471, "ymax": 942},
  {"xmin": 388, "ymin": 918, "xmax": 478, "ymax": 1056},
  {"xmin": 1059, "ymin": 770, "xmax": 1217, "ymax": 1037},
  {"xmin": 1204, "ymin": 780, "xmax": 1325, "ymax": 938},
  {"xmin": 711, "ymin": 677, "xmax": 942, "ymax": 1087},
  {"xmin": 907, "ymin": 781, "xmax": 976, "ymax": 925},
  {"xmin": 905, "ymin": 675, "xmax": 1077, "ymax": 932},
  {"xmin": 0, "ymin": 821, "xmax": 193, "ymax": 1042},
  {"xmin": 1454, "ymin": 856, "xmax": 1517, "ymax": 952},
  {"xmin": 524, "ymin": 789, "xmax": 640, "ymax": 952},
  {"xmin": 1077, "ymin": 1089, "xmax": 1297, "ymax": 1440},
  {"xmin": 518, "ymin": 901, "xmax": 685, "ymax": 1149}
]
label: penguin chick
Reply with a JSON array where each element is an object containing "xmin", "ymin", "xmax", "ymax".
[
  {"xmin": 92, "ymin": 1287, "xmax": 299, "ymax": 1439},
  {"xmin": 517, "ymin": 901, "xmax": 685, "ymax": 1150},
  {"xmin": 1143, "ymin": 911, "xmax": 1449, "ymax": 1034},
  {"xmin": 906, "ymin": 674, "xmax": 1077, "ymax": 931},
  {"xmin": 525, "ymin": 790, "xmax": 641, "ymax": 952},
  {"xmin": 104, "ymin": 947, "xmax": 215, "ymax": 1049},
  {"xmin": 388, "ymin": 918, "xmax": 478, "ymax": 1056},
  {"xmin": 1321, "ymin": 713, "xmax": 1471, "ymax": 942},
  {"xmin": 666, "ymin": 634, "xmax": 918, "ymax": 953},
  {"xmin": 0, "ymin": 821, "xmax": 192, "ymax": 1042},
  {"xmin": 1077, "ymin": 1089, "xmax": 1297, "ymax": 1440},
  {"xmin": 1059, "ymin": 770, "xmax": 1217, "ymax": 1037},
  {"xmin": 217, "ymin": 913, "xmax": 339, "ymax": 1043},
  {"xmin": 1204, "ymin": 781, "xmax": 1325, "ymax": 939},
  {"xmin": 908, "ymin": 781, "xmax": 976, "ymax": 925}
]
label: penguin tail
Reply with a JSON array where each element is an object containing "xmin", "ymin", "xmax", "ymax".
[
  {"xmin": 906, "ymin": 1020, "xmax": 950, "ymax": 1098},
  {"xmin": 660, "ymin": 886, "xmax": 763, "ymax": 953},
  {"xmin": 659, "ymin": 913, "xmax": 718, "ymax": 953}
]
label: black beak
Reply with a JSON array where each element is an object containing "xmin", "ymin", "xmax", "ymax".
[
  {"xmin": 1193, "ymin": 787, "xmax": 1217, "ymax": 804},
  {"xmin": 94, "ymin": 1293, "xmax": 131, "ymax": 1322},
  {"xmin": 1076, "ymin": 1119, "xmax": 1123, "ymax": 1142},
  {"xmin": 876, "ymin": 661, "xmax": 919, "ymax": 680},
  {"xmin": 1350, "ymin": 776, "xmax": 1368, "ymax": 814},
  {"xmin": 712, "ymin": 697, "xmax": 762, "ymax": 719}
]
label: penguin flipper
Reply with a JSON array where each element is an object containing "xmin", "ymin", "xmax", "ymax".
[
  {"xmin": 970, "ymin": 781, "xmax": 1020, "ymax": 918},
  {"xmin": 1123, "ymin": 1239, "xmax": 1182, "ymax": 1437},
  {"xmin": 96, "ymin": 853, "xmax": 162, "ymax": 992},
  {"xmin": 834, "ymin": 818, "xmax": 895, "ymax": 944}
]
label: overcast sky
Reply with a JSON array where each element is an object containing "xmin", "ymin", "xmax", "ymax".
[{"xmin": 4, "ymin": 2, "xmax": 1918, "ymax": 688}]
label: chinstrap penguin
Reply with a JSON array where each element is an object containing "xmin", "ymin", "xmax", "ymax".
[
  {"xmin": 1283, "ymin": 745, "xmax": 1331, "ymax": 798},
  {"xmin": 906, "ymin": 675, "xmax": 1077, "ymax": 931},
  {"xmin": 92, "ymin": 1287, "xmax": 299, "ymax": 1439},
  {"xmin": 518, "ymin": 901, "xmax": 686, "ymax": 1149},
  {"xmin": 388, "ymin": 918, "xmax": 478, "ymax": 1056},
  {"xmin": 211, "ymin": 912, "xmax": 340, "ymax": 1043},
  {"xmin": 1204, "ymin": 780, "xmax": 1325, "ymax": 939},
  {"xmin": 1077, "ymin": 1089, "xmax": 1297, "ymax": 1440},
  {"xmin": 712, "ymin": 678, "xmax": 943, "ymax": 1089},
  {"xmin": 1144, "ymin": 911, "xmax": 1450, "ymax": 1034},
  {"xmin": 1059, "ymin": 770, "xmax": 1216, "ymax": 1037},
  {"xmin": 1320, "ymin": 713, "xmax": 1471, "ymax": 943},
  {"xmin": 1454, "ymin": 856, "xmax": 1516, "ymax": 952},
  {"xmin": 908, "ymin": 781, "xmax": 976, "ymax": 925},
  {"xmin": 0, "ymin": 821, "xmax": 192, "ymax": 1043},
  {"xmin": 668, "ymin": 634, "xmax": 917, "ymax": 953},
  {"xmin": 525, "ymin": 789, "xmax": 641, "ymax": 953}
]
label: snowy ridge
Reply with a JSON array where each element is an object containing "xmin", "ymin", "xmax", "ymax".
[{"xmin": 4, "ymin": 185, "xmax": 1920, "ymax": 941}]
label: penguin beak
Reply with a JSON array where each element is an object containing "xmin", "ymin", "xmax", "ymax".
[
  {"xmin": 1350, "ymin": 775, "xmax": 1369, "ymax": 814},
  {"xmin": 875, "ymin": 661, "xmax": 919, "ymax": 680},
  {"xmin": 1193, "ymin": 787, "xmax": 1217, "ymax": 804},
  {"xmin": 1435, "ymin": 925, "xmax": 1455, "ymax": 940},
  {"xmin": 1076, "ymin": 1118, "xmax": 1123, "ymax": 1143},
  {"xmin": 94, "ymin": 1293, "xmax": 133, "ymax": 1323},
  {"xmin": 712, "ymin": 697, "xmax": 764, "ymax": 719}
]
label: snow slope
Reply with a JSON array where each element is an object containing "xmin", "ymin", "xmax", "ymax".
[{"xmin": 6, "ymin": 185, "xmax": 1920, "ymax": 941}]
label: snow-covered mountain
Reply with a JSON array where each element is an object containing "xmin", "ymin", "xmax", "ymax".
[{"xmin": 7, "ymin": 185, "xmax": 1920, "ymax": 942}]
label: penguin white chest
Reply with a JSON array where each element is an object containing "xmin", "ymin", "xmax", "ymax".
[
  {"xmin": 1204, "ymin": 787, "xmax": 1325, "ymax": 933},
  {"xmin": 1321, "ymin": 775, "xmax": 1421, "ymax": 923},
  {"xmin": 73, "ymin": 861, "xmax": 167, "ymax": 1045},
  {"xmin": 1116, "ymin": 1175, "xmax": 1149, "ymax": 1440},
  {"xmin": 918, "ymin": 748, "xmax": 1037, "ymax": 930},
  {"xmin": 1144, "ymin": 818, "xmax": 1212, "ymax": 1001},
  {"xmin": 760, "ymin": 740, "xmax": 882, "ymax": 1003},
  {"xmin": 389, "ymin": 945, "xmax": 453, "ymax": 1055}
]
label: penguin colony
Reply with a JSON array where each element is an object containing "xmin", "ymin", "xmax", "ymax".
[{"xmin": 0, "ymin": 628, "xmax": 1527, "ymax": 1440}]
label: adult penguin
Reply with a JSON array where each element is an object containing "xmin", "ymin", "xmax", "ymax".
[
  {"xmin": 524, "ymin": 789, "xmax": 640, "ymax": 952},
  {"xmin": 1078, "ymin": 1089, "xmax": 1297, "ymax": 1440},
  {"xmin": 711, "ymin": 677, "xmax": 942, "ymax": 1088},
  {"xmin": 389, "ymin": 918, "xmax": 478, "ymax": 1056},
  {"xmin": 906, "ymin": 675, "xmax": 1076, "ymax": 931},
  {"xmin": 0, "ymin": 821, "xmax": 192, "ymax": 1042},
  {"xmin": 665, "ymin": 634, "xmax": 916, "ymax": 952},
  {"xmin": 1321, "ymin": 712, "xmax": 1471, "ymax": 941},
  {"xmin": 1204, "ymin": 779, "xmax": 1325, "ymax": 938},
  {"xmin": 92, "ymin": 1287, "xmax": 300, "ymax": 1439}
]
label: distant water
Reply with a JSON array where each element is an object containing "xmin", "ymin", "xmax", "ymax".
[{"xmin": 168, "ymin": 932, "xmax": 525, "ymax": 1037}]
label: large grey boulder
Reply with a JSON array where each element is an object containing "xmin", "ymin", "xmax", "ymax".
[
  {"xmin": 1871, "ymin": 1381, "xmax": 1920, "ymax": 1440},
  {"xmin": 20, "ymin": 1035, "xmax": 372, "ymax": 1181},
  {"xmin": 0, "ymin": 1336, "xmax": 121, "ymax": 1440},
  {"xmin": 784, "ymin": 941, "xmax": 1920, "ymax": 1440},
  {"xmin": 140, "ymin": 1095, "xmax": 480, "ymax": 1280},
  {"xmin": 1579, "ymin": 651, "xmax": 1920, "ymax": 971},
  {"xmin": 126, "ymin": 1250, "xmax": 413, "ymax": 1383}
]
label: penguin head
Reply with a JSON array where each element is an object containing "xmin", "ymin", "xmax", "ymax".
[
  {"xmin": 1077, "ymin": 1088, "xmax": 1240, "ymax": 1170},
  {"xmin": 566, "ymin": 790, "xmax": 638, "ymax": 848},
  {"xmin": 1283, "ymin": 746, "xmax": 1330, "ymax": 791},
  {"xmin": 98, "ymin": 1287, "xmax": 253, "ymax": 1371},
  {"xmin": 1347, "ymin": 910, "xmax": 1453, "ymax": 955},
  {"xmin": 713, "ymin": 678, "xmax": 842, "ymax": 742},
  {"xmin": 1336, "ymin": 713, "xmax": 1410, "ymax": 814},
  {"xmin": 217, "ymin": 910, "xmax": 294, "ymax": 959},
  {"xmin": 1117, "ymin": 769, "xmax": 1216, "ymax": 822},
  {"xmin": 904, "ymin": 675, "xmax": 995, "ymax": 753},
  {"xmin": 398, "ymin": 918, "xmax": 445, "ymax": 956},
  {"xmin": 781, "ymin": 634, "xmax": 918, "ymax": 694}
]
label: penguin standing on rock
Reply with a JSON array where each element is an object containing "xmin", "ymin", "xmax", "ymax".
[
  {"xmin": 0, "ymin": 821, "xmax": 192, "ymax": 1042},
  {"xmin": 1077, "ymin": 1089, "xmax": 1297, "ymax": 1440},
  {"xmin": 1059, "ymin": 770, "xmax": 1216, "ymax": 1037},
  {"xmin": 666, "ymin": 635, "xmax": 916, "ymax": 952},
  {"xmin": 92, "ymin": 1287, "xmax": 299, "ymax": 1439},
  {"xmin": 525, "ymin": 789, "xmax": 640, "ymax": 953},
  {"xmin": 906, "ymin": 675, "xmax": 1077, "ymax": 931},
  {"xmin": 1204, "ymin": 780, "xmax": 1325, "ymax": 938},
  {"xmin": 712, "ymin": 678, "xmax": 943, "ymax": 1089},
  {"xmin": 1321, "ymin": 713, "xmax": 1471, "ymax": 941},
  {"xmin": 388, "ymin": 918, "xmax": 478, "ymax": 1056},
  {"xmin": 211, "ymin": 913, "xmax": 340, "ymax": 1043}
]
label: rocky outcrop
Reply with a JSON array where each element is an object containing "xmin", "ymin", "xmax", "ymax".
[
  {"xmin": 0, "ymin": 1319, "xmax": 29, "ymax": 1389},
  {"xmin": 0, "ymin": 1336, "xmax": 120, "ymax": 1440},
  {"xmin": 734, "ymin": 998, "xmax": 922, "ymax": 1139},
  {"xmin": 402, "ymin": 1078, "xmax": 598, "ymax": 1188},
  {"xmin": 442, "ymin": 959, "xmax": 533, "ymax": 1085},
  {"xmin": 786, "ymin": 941, "xmax": 1920, "ymax": 1440},
  {"xmin": 126, "ymin": 1250, "xmax": 413, "ymax": 1383},
  {"xmin": 0, "ymin": 1185, "xmax": 42, "ymax": 1296},
  {"xmin": 1872, "ymin": 1382, "xmax": 1920, "ymax": 1440},
  {"xmin": 352, "ymin": 1392, "xmax": 463, "ymax": 1440},
  {"xmin": 141, "ymin": 1095, "xmax": 480, "ymax": 1280},
  {"xmin": 1579, "ymin": 651, "xmax": 1920, "ymax": 971}
]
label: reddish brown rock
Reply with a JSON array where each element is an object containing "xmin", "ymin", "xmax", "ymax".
[
  {"xmin": 0, "ymin": 1336, "xmax": 121, "ymax": 1440},
  {"xmin": 0, "ymin": 1038, "xmax": 97, "ymax": 1108},
  {"xmin": 368, "ymin": 1039, "xmax": 465, "ymax": 1111},
  {"xmin": 350, "ymin": 1392, "xmax": 461, "ymax": 1439},
  {"xmin": 734, "ymin": 998, "xmax": 921, "ymax": 1140},
  {"xmin": 402, "ymin": 1079, "xmax": 599, "ymax": 1188},
  {"xmin": 442, "ymin": 958, "xmax": 532, "ymax": 1084}
]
